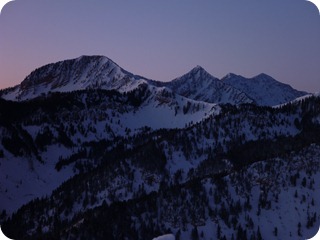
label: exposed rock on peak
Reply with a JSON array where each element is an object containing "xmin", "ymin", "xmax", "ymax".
[
  {"xmin": 2, "ymin": 55, "xmax": 146, "ymax": 101},
  {"xmin": 0, "ymin": 55, "xmax": 309, "ymax": 106},
  {"xmin": 158, "ymin": 67, "xmax": 253, "ymax": 105},
  {"xmin": 222, "ymin": 73, "xmax": 307, "ymax": 106}
]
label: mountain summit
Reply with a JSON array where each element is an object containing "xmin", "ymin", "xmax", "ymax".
[
  {"xmin": 1, "ymin": 55, "xmax": 147, "ymax": 101},
  {"xmin": 157, "ymin": 66, "xmax": 254, "ymax": 105},
  {"xmin": 222, "ymin": 73, "xmax": 307, "ymax": 106}
]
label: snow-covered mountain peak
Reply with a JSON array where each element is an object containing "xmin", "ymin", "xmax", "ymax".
[
  {"xmin": 170, "ymin": 66, "xmax": 219, "ymax": 89},
  {"xmin": 0, "ymin": 56, "xmax": 309, "ymax": 107},
  {"xmin": 254, "ymin": 72, "xmax": 271, "ymax": 79},
  {"xmin": 224, "ymin": 73, "xmax": 239, "ymax": 79},
  {"xmin": 165, "ymin": 65, "xmax": 216, "ymax": 88},
  {"xmin": 1, "ymin": 55, "xmax": 147, "ymax": 101},
  {"xmin": 74, "ymin": 55, "xmax": 112, "ymax": 63},
  {"xmin": 252, "ymin": 73, "xmax": 281, "ymax": 84},
  {"xmin": 189, "ymin": 65, "xmax": 206, "ymax": 73},
  {"xmin": 223, "ymin": 72, "xmax": 276, "ymax": 83},
  {"xmin": 222, "ymin": 73, "xmax": 308, "ymax": 106},
  {"xmin": 20, "ymin": 55, "xmax": 114, "ymax": 87},
  {"xmin": 159, "ymin": 68, "xmax": 253, "ymax": 105}
]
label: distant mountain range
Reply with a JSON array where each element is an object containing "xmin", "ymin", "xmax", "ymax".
[
  {"xmin": 0, "ymin": 55, "xmax": 319, "ymax": 240},
  {"xmin": 0, "ymin": 55, "xmax": 308, "ymax": 105},
  {"xmin": 221, "ymin": 73, "xmax": 308, "ymax": 106}
]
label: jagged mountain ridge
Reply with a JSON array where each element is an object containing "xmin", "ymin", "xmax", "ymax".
[
  {"xmin": 0, "ymin": 55, "xmax": 308, "ymax": 106},
  {"xmin": 155, "ymin": 67, "xmax": 307, "ymax": 106},
  {"xmin": 222, "ymin": 73, "xmax": 307, "ymax": 106},
  {"xmin": 154, "ymin": 66, "xmax": 254, "ymax": 105}
]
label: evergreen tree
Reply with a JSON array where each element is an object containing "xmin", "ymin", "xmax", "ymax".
[{"xmin": 191, "ymin": 226, "xmax": 199, "ymax": 240}]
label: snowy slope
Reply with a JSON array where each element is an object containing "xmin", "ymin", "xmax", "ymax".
[
  {"xmin": 275, "ymin": 92, "xmax": 320, "ymax": 108},
  {"xmin": 152, "ymin": 234, "xmax": 175, "ymax": 240},
  {"xmin": 0, "ymin": 144, "xmax": 75, "ymax": 213},
  {"xmin": 121, "ymin": 85, "xmax": 219, "ymax": 130},
  {"xmin": 164, "ymin": 144, "xmax": 320, "ymax": 240},
  {"xmin": 1, "ymin": 94, "xmax": 320, "ymax": 239},
  {"xmin": 0, "ymin": 55, "xmax": 147, "ymax": 101},
  {"xmin": 0, "ymin": 86, "xmax": 219, "ymax": 213},
  {"xmin": 156, "ymin": 66, "xmax": 253, "ymax": 105},
  {"xmin": 1, "ymin": 88, "xmax": 316, "ymax": 215},
  {"xmin": 222, "ymin": 73, "xmax": 308, "ymax": 106},
  {"xmin": 0, "ymin": 92, "xmax": 308, "ymax": 215}
]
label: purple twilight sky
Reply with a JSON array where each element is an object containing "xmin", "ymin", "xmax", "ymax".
[{"xmin": 0, "ymin": 0, "xmax": 320, "ymax": 92}]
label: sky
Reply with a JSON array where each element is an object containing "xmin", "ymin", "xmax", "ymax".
[{"xmin": 0, "ymin": 0, "xmax": 319, "ymax": 92}]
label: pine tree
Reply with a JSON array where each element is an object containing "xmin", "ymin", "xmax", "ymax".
[
  {"xmin": 216, "ymin": 224, "xmax": 221, "ymax": 239},
  {"xmin": 191, "ymin": 226, "xmax": 199, "ymax": 240},
  {"xmin": 256, "ymin": 226, "xmax": 262, "ymax": 240},
  {"xmin": 175, "ymin": 230, "xmax": 181, "ymax": 240},
  {"xmin": 298, "ymin": 222, "xmax": 302, "ymax": 236},
  {"xmin": 273, "ymin": 227, "xmax": 278, "ymax": 236}
]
